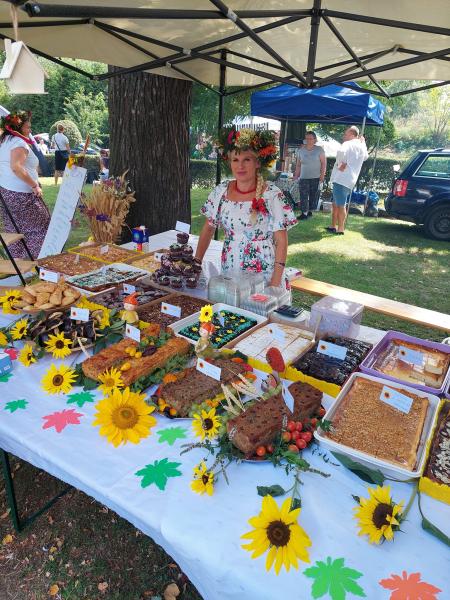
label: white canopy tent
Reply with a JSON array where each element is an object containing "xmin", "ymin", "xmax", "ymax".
[{"xmin": 0, "ymin": 1, "xmax": 448, "ymax": 98}]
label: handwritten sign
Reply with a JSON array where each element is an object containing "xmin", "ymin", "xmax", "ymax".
[
  {"xmin": 269, "ymin": 324, "xmax": 286, "ymax": 344},
  {"xmin": 70, "ymin": 307, "xmax": 89, "ymax": 322},
  {"xmin": 123, "ymin": 284, "xmax": 136, "ymax": 294},
  {"xmin": 38, "ymin": 165, "xmax": 87, "ymax": 259},
  {"xmin": 317, "ymin": 340, "xmax": 347, "ymax": 361},
  {"xmin": 398, "ymin": 345, "xmax": 424, "ymax": 366},
  {"xmin": 161, "ymin": 302, "xmax": 181, "ymax": 318},
  {"xmin": 196, "ymin": 358, "xmax": 221, "ymax": 381},
  {"xmin": 175, "ymin": 221, "xmax": 190, "ymax": 234},
  {"xmin": 281, "ymin": 379, "xmax": 295, "ymax": 412},
  {"xmin": 154, "ymin": 253, "xmax": 163, "ymax": 262},
  {"xmin": 125, "ymin": 324, "xmax": 141, "ymax": 342},
  {"xmin": 100, "ymin": 245, "xmax": 109, "ymax": 255},
  {"xmin": 74, "ymin": 253, "xmax": 80, "ymax": 264},
  {"xmin": 39, "ymin": 269, "xmax": 60, "ymax": 283},
  {"xmin": 380, "ymin": 385, "xmax": 413, "ymax": 414}
]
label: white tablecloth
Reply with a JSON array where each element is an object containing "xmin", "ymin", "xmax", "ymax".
[{"xmin": 0, "ymin": 232, "xmax": 449, "ymax": 600}]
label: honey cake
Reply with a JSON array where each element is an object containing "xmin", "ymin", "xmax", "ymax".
[
  {"xmin": 37, "ymin": 253, "xmax": 101, "ymax": 277},
  {"xmin": 326, "ymin": 377, "xmax": 429, "ymax": 470}
]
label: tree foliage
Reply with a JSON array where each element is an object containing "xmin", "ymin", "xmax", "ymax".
[
  {"xmin": 64, "ymin": 88, "xmax": 109, "ymax": 144},
  {"xmin": 49, "ymin": 119, "xmax": 83, "ymax": 147}
]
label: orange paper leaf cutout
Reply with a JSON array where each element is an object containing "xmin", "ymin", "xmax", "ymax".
[{"xmin": 380, "ymin": 571, "xmax": 441, "ymax": 600}]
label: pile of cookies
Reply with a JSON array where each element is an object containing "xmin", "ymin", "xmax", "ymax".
[{"xmin": 15, "ymin": 280, "xmax": 81, "ymax": 312}]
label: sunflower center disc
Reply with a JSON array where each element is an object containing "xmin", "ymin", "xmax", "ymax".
[
  {"xmin": 372, "ymin": 502, "xmax": 393, "ymax": 529},
  {"xmin": 112, "ymin": 406, "xmax": 139, "ymax": 429},
  {"xmin": 55, "ymin": 340, "xmax": 65, "ymax": 349},
  {"xmin": 52, "ymin": 375, "xmax": 64, "ymax": 386},
  {"xmin": 202, "ymin": 474, "xmax": 210, "ymax": 485},
  {"xmin": 104, "ymin": 378, "xmax": 115, "ymax": 388},
  {"xmin": 203, "ymin": 418, "xmax": 213, "ymax": 431},
  {"xmin": 267, "ymin": 520, "xmax": 291, "ymax": 547}
]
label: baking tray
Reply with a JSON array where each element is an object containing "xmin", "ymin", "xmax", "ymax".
[
  {"xmin": 359, "ymin": 330, "xmax": 450, "ymax": 396},
  {"xmin": 314, "ymin": 372, "xmax": 441, "ymax": 480},
  {"xmin": 68, "ymin": 242, "xmax": 143, "ymax": 264},
  {"xmin": 66, "ymin": 263, "xmax": 148, "ymax": 293},
  {"xmin": 89, "ymin": 282, "xmax": 171, "ymax": 311},
  {"xmin": 169, "ymin": 302, "xmax": 267, "ymax": 348}
]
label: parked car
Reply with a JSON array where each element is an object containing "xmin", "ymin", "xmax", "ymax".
[{"xmin": 385, "ymin": 148, "xmax": 450, "ymax": 241}]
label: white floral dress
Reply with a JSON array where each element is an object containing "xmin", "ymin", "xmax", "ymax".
[{"xmin": 201, "ymin": 181, "xmax": 297, "ymax": 282}]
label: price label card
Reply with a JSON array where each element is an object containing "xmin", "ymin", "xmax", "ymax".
[
  {"xmin": 100, "ymin": 245, "xmax": 109, "ymax": 254},
  {"xmin": 268, "ymin": 324, "xmax": 286, "ymax": 344},
  {"xmin": 39, "ymin": 269, "xmax": 60, "ymax": 283},
  {"xmin": 218, "ymin": 313, "xmax": 225, "ymax": 327},
  {"xmin": 196, "ymin": 358, "xmax": 221, "ymax": 381},
  {"xmin": 317, "ymin": 340, "xmax": 347, "ymax": 361},
  {"xmin": 154, "ymin": 253, "xmax": 163, "ymax": 262},
  {"xmin": 161, "ymin": 302, "xmax": 182, "ymax": 318},
  {"xmin": 74, "ymin": 253, "xmax": 80, "ymax": 264},
  {"xmin": 380, "ymin": 385, "xmax": 413, "ymax": 414},
  {"xmin": 125, "ymin": 324, "xmax": 141, "ymax": 342},
  {"xmin": 70, "ymin": 307, "xmax": 89, "ymax": 322},
  {"xmin": 123, "ymin": 283, "xmax": 136, "ymax": 294},
  {"xmin": 175, "ymin": 221, "xmax": 190, "ymax": 234},
  {"xmin": 398, "ymin": 345, "xmax": 424, "ymax": 366},
  {"xmin": 281, "ymin": 379, "xmax": 295, "ymax": 412}
]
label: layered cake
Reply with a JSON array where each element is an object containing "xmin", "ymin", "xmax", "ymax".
[
  {"xmin": 293, "ymin": 335, "xmax": 372, "ymax": 386},
  {"xmin": 158, "ymin": 358, "xmax": 249, "ymax": 417},
  {"xmin": 288, "ymin": 381, "xmax": 323, "ymax": 422},
  {"xmin": 37, "ymin": 253, "xmax": 101, "ymax": 277},
  {"xmin": 178, "ymin": 310, "xmax": 258, "ymax": 349},
  {"xmin": 233, "ymin": 323, "xmax": 313, "ymax": 365},
  {"xmin": 138, "ymin": 295, "xmax": 208, "ymax": 329},
  {"xmin": 423, "ymin": 403, "xmax": 450, "ymax": 486},
  {"xmin": 227, "ymin": 394, "xmax": 291, "ymax": 456},
  {"xmin": 67, "ymin": 266, "xmax": 145, "ymax": 292},
  {"xmin": 371, "ymin": 338, "xmax": 450, "ymax": 390},
  {"xmin": 90, "ymin": 284, "xmax": 169, "ymax": 310},
  {"xmin": 325, "ymin": 377, "xmax": 429, "ymax": 470},
  {"xmin": 69, "ymin": 243, "xmax": 140, "ymax": 264}
]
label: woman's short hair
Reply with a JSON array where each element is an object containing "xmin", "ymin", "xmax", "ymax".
[{"xmin": 305, "ymin": 131, "xmax": 317, "ymax": 140}]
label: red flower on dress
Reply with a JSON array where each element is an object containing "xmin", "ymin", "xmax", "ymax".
[{"xmin": 251, "ymin": 197, "xmax": 268, "ymax": 216}]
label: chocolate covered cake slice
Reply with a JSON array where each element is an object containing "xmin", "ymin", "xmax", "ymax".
[
  {"xmin": 288, "ymin": 381, "xmax": 323, "ymax": 421},
  {"xmin": 424, "ymin": 403, "xmax": 450, "ymax": 486}
]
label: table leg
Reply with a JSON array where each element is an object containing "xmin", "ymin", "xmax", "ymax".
[{"xmin": 0, "ymin": 450, "xmax": 72, "ymax": 533}]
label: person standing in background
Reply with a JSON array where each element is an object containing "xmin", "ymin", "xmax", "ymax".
[
  {"xmin": 51, "ymin": 123, "xmax": 70, "ymax": 185},
  {"xmin": 326, "ymin": 126, "xmax": 368, "ymax": 235},
  {"xmin": 293, "ymin": 131, "xmax": 326, "ymax": 220}
]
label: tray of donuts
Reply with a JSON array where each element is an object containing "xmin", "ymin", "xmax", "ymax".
[{"xmin": 13, "ymin": 279, "xmax": 82, "ymax": 314}]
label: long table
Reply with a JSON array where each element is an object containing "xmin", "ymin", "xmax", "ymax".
[{"xmin": 1, "ymin": 231, "xmax": 449, "ymax": 600}]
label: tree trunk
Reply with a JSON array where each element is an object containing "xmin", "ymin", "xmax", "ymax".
[{"xmin": 108, "ymin": 67, "xmax": 192, "ymax": 238}]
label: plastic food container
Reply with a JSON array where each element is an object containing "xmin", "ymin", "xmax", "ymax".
[
  {"xmin": 309, "ymin": 296, "xmax": 364, "ymax": 338},
  {"xmin": 314, "ymin": 372, "xmax": 441, "ymax": 481},
  {"xmin": 360, "ymin": 331, "xmax": 450, "ymax": 396},
  {"xmin": 240, "ymin": 293, "xmax": 278, "ymax": 316}
]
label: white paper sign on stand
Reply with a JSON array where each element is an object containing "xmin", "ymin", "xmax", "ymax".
[{"xmin": 38, "ymin": 165, "xmax": 87, "ymax": 259}]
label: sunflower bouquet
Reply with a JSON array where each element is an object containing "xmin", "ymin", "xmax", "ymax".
[{"xmin": 79, "ymin": 172, "xmax": 135, "ymax": 243}]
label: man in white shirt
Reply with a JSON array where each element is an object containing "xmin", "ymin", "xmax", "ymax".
[
  {"xmin": 51, "ymin": 123, "xmax": 70, "ymax": 185},
  {"xmin": 326, "ymin": 126, "xmax": 368, "ymax": 234}
]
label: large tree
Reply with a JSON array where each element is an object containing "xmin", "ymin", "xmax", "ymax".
[{"xmin": 108, "ymin": 67, "xmax": 192, "ymax": 236}]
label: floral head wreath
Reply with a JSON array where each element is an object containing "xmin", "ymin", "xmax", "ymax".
[
  {"xmin": 217, "ymin": 127, "xmax": 278, "ymax": 172},
  {"xmin": 0, "ymin": 110, "xmax": 32, "ymax": 133}
]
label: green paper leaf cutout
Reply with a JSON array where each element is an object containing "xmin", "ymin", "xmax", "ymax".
[
  {"xmin": 135, "ymin": 458, "xmax": 182, "ymax": 491},
  {"xmin": 157, "ymin": 427, "xmax": 188, "ymax": 446},
  {"xmin": 66, "ymin": 391, "xmax": 96, "ymax": 408},
  {"xmin": 304, "ymin": 556, "xmax": 366, "ymax": 600},
  {"xmin": 0, "ymin": 373, "xmax": 13, "ymax": 383},
  {"xmin": 332, "ymin": 452, "xmax": 385, "ymax": 486},
  {"xmin": 4, "ymin": 399, "xmax": 28, "ymax": 413},
  {"xmin": 257, "ymin": 484, "xmax": 286, "ymax": 498}
]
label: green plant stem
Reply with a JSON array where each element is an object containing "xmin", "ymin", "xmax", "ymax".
[{"xmin": 400, "ymin": 480, "xmax": 419, "ymax": 522}]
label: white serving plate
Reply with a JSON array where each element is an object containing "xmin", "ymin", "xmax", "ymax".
[
  {"xmin": 169, "ymin": 302, "xmax": 267, "ymax": 348},
  {"xmin": 67, "ymin": 262, "xmax": 149, "ymax": 293},
  {"xmin": 314, "ymin": 372, "xmax": 441, "ymax": 481}
]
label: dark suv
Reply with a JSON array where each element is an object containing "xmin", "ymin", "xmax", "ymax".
[{"xmin": 385, "ymin": 149, "xmax": 450, "ymax": 241}]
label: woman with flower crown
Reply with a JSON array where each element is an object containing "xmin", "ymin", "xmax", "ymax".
[
  {"xmin": 194, "ymin": 128, "xmax": 297, "ymax": 288},
  {"xmin": 0, "ymin": 110, "xmax": 50, "ymax": 258}
]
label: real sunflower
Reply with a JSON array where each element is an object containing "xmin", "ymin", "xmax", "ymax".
[
  {"xmin": 18, "ymin": 344, "xmax": 36, "ymax": 367},
  {"xmin": 0, "ymin": 289, "xmax": 21, "ymax": 307},
  {"xmin": 92, "ymin": 387, "xmax": 157, "ymax": 447},
  {"xmin": 192, "ymin": 407, "xmax": 221, "ymax": 440},
  {"xmin": 0, "ymin": 331, "xmax": 8, "ymax": 346},
  {"xmin": 199, "ymin": 304, "xmax": 213, "ymax": 323},
  {"xmin": 190, "ymin": 461, "xmax": 214, "ymax": 496},
  {"xmin": 45, "ymin": 332, "xmax": 73, "ymax": 359},
  {"xmin": 41, "ymin": 363, "xmax": 76, "ymax": 395},
  {"xmin": 353, "ymin": 485, "xmax": 404, "ymax": 544},
  {"xmin": 97, "ymin": 367, "xmax": 124, "ymax": 395},
  {"xmin": 2, "ymin": 301, "xmax": 20, "ymax": 315},
  {"xmin": 10, "ymin": 318, "xmax": 28, "ymax": 340},
  {"xmin": 242, "ymin": 495, "xmax": 311, "ymax": 575}
]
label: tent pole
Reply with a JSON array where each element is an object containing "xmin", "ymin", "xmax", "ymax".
[
  {"xmin": 361, "ymin": 116, "xmax": 366, "ymax": 136},
  {"xmin": 364, "ymin": 126, "xmax": 383, "ymax": 212},
  {"xmin": 214, "ymin": 49, "xmax": 227, "ymax": 241}
]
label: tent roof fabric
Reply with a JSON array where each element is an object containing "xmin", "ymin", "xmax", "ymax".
[
  {"xmin": 0, "ymin": 1, "xmax": 448, "ymax": 93},
  {"xmin": 251, "ymin": 82, "xmax": 385, "ymax": 126}
]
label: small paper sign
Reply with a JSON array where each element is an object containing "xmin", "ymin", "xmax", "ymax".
[
  {"xmin": 398, "ymin": 345, "xmax": 424, "ymax": 366},
  {"xmin": 218, "ymin": 313, "xmax": 225, "ymax": 327},
  {"xmin": 317, "ymin": 340, "xmax": 347, "ymax": 361},
  {"xmin": 154, "ymin": 252, "xmax": 163, "ymax": 262},
  {"xmin": 100, "ymin": 245, "xmax": 109, "ymax": 254},
  {"xmin": 74, "ymin": 253, "xmax": 80, "ymax": 264},
  {"xmin": 123, "ymin": 283, "xmax": 136, "ymax": 294},
  {"xmin": 380, "ymin": 385, "xmax": 413, "ymax": 414},
  {"xmin": 175, "ymin": 221, "xmax": 190, "ymax": 234},
  {"xmin": 161, "ymin": 302, "xmax": 181, "ymax": 318},
  {"xmin": 282, "ymin": 380, "xmax": 295, "ymax": 412},
  {"xmin": 70, "ymin": 307, "xmax": 89, "ymax": 322},
  {"xmin": 269, "ymin": 324, "xmax": 285, "ymax": 344},
  {"xmin": 125, "ymin": 324, "xmax": 141, "ymax": 342},
  {"xmin": 196, "ymin": 358, "xmax": 221, "ymax": 381},
  {"xmin": 39, "ymin": 269, "xmax": 60, "ymax": 283}
]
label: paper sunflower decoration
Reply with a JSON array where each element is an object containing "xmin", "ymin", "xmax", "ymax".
[
  {"xmin": 353, "ymin": 485, "xmax": 404, "ymax": 544},
  {"xmin": 97, "ymin": 367, "xmax": 124, "ymax": 395},
  {"xmin": 0, "ymin": 289, "xmax": 21, "ymax": 314},
  {"xmin": 0, "ymin": 331, "xmax": 8, "ymax": 346},
  {"xmin": 45, "ymin": 332, "xmax": 73, "ymax": 359},
  {"xmin": 41, "ymin": 364, "xmax": 76, "ymax": 395},
  {"xmin": 18, "ymin": 343, "xmax": 36, "ymax": 367},
  {"xmin": 190, "ymin": 461, "xmax": 214, "ymax": 496},
  {"xmin": 92, "ymin": 387, "xmax": 157, "ymax": 447},
  {"xmin": 199, "ymin": 304, "xmax": 213, "ymax": 323},
  {"xmin": 242, "ymin": 496, "xmax": 311, "ymax": 574},
  {"xmin": 192, "ymin": 407, "xmax": 221, "ymax": 441},
  {"xmin": 10, "ymin": 318, "xmax": 28, "ymax": 340}
]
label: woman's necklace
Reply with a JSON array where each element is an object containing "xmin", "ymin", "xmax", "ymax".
[{"xmin": 235, "ymin": 181, "xmax": 256, "ymax": 194}]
